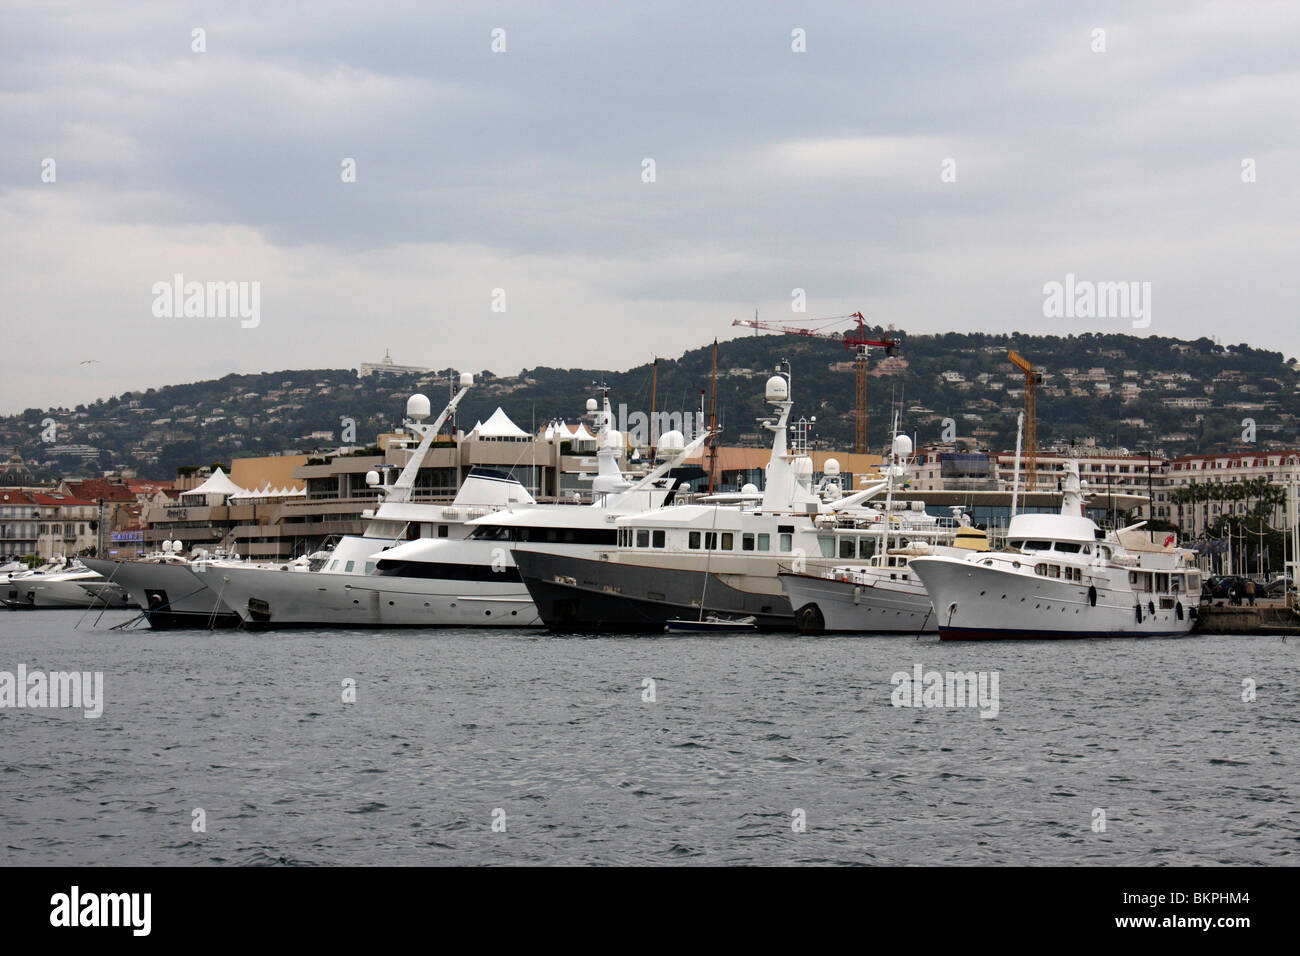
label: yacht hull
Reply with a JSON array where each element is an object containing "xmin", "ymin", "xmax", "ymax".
[
  {"xmin": 6, "ymin": 575, "xmax": 136, "ymax": 610},
  {"xmin": 909, "ymin": 556, "xmax": 1198, "ymax": 641},
  {"xmin": 779, "ymin": 571, "xmax": 938, "ymax": 633},
  {"xmin": 198, "ymin": 562, "xmax": 542, "ymax": 629},
  {"xmin": 82, "ymin": 558, "xmax": 239, "ymax": 628},
  {"xmin": 513, "ymin": 549, "xmax": 795, "ymax": 632}
]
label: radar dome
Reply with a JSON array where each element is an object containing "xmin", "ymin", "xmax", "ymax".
[
  {"xmin": 459, "ymin": 372, "xmax": 473, "ymax": 387},
  {"xmin": 765, "ymin": 375, "xmax": 789, "ymax": 402},
  {"xmin": 602, "ymin": 428, "xmax": 624, "ymax": 450},
  {"xmin": 365, "ymin": 470, "xmax": 381, "ymax": 487},
  {"xmin": 741, "ymin": 483, "xmax": 759, "ymax": 495},
  {"xmin": 406, "ymin": 393, "xmax": 431, "ymax": 421},
  {"xmin": 658, "ymin": 430, "xmax": 685, "ymax": 454},
  {"xmin": 586, "ymin": 398, "xmax": 598, "ymax": 412},
  {"xmin": 792, "ymin": 456, "xmax": 814, "ymax": 478},
  {"xmin": 892, "ymin": 435, "xmax": 913, "ymax": 458},
  {"xmin": 824, "ymin": 458, "xmax": 841, "ymax": 477}
]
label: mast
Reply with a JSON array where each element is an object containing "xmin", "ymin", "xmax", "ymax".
[
  {"xmin": 649, "ymin": 357, "xmax": 658, "ymax": 458},
  {"xmin": 709, "ymin": 338, "xmax": 718, "ymax": 494}
]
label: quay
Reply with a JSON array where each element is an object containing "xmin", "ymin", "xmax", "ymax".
[{"xmin": 1195, "ymin": 600, "xmax": 1300, "ymax": 634}]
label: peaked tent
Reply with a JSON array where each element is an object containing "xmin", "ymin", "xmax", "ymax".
[{"xmin": 476, "ymin": 407, "xmax": 530, "ymax": 439}]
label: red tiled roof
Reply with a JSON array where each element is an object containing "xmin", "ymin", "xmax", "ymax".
[
  {"xmin": 31, "ymin": 492, "xmax": 95, "ymax": 507},
  {"xmin": 0, "ymin": 490, "xmax": 35, "ymax": 505}
]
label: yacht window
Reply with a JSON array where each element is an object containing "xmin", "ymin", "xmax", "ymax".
[
  {"xmin": 652, "ymin": 530, "xmax": 665, "ymax": 548},
  {"xmin": 859, "ymin": 538, "xmax": 875, "ymax": 560},
  {"xmin": 329, "ymin": 560, "xmax": 339, "ymax": 571},
  {"xmin": 704, "ymin": 532, "xmax": 718, "ymax": 550},
  {"xmin": 757, "ymin": 534, "xmax": 770, "ymax": 552},
  {"xmin": 438, "ymin": 525, "xmax": 448, "ymax": 538},
  {"xmin": 365, "ymin": 562, "xmax": 376, "ymax": 574},
  {"xmin": 743, "ymin": 533, "xmax": 756, "ymax": 552},
  {"xmin": 1049, "ymin": 565, "xmax": 1060, "ymax": 578},
  {"xmin": 1022, "ymin": 541, "xmax": 1051, "ymax": 551},
  {"xmin": 689, "ymin": 532, "xmax": 701, "ymax": 550},
  {"xmin": 721, "ymin": 533, "xmax": 734, "ymax": 550},
  {"xmin": 345, "ymin": 561, "xmax": 355, "ymax": 573},
  {"xmin": 839, "ymin": 537, "xmax": 856, "ymax": 559},
  {"xmin": 1056, "ymin": 542, "xmax": 1081, "ymax": 553},
  {"xmin": 779, "ymin": 533, "xmax": 793, "ymax": 553},
  {"xmin": 818, "ymin": 536, "xmax": 834, "ymax": 558},
  {"xmin": 636, "ymin": 530, "xmax": 650, "ymax": 548},
  {"xmin": 1035, "ymin": 563, "xmax": 1047, "ymax": 576}
]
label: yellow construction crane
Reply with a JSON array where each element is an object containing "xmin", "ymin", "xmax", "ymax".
[{"xmin": 1007, "ymin": 349, "xmax": 1043, "ymax": 490}]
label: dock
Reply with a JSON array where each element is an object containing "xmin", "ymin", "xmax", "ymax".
[{"xmin": 1195, "ymin": 600, "xmax": 1300, "ymax": 634}]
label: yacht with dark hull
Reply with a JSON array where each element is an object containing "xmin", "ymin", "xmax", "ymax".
[{"xmin": 513, "ymin": 367, "xmax": 944, "ymax": 632}]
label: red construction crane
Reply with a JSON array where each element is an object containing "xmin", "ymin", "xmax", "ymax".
[{"xmin": 732, "ymin": 312, "xmax": 898, "ymax": 454}]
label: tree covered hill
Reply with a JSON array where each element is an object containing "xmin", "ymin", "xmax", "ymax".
[{"xmin": 2, "ymin": 330, "xmax": 1296, "ymax": 480}]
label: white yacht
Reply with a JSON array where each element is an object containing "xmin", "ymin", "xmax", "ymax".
[
  {"xmin": 208, "ymin": 388, "xmax": 707, "ymax": 628},
  {"xmin": 3, "ymin": 558, "xmax": 136, "ymax": 610},
  {"xmin": 779, "ymin": 513, "xmax": 990, "ymax": 633},
  {"xmin": 86, "ymin": 376, "xmax": 483, "ymax": 628},
  {"xmin": 82, "ymin": 543, "xmax": 288, "ymax": 628},
  {"xmin": 511, "ymin": 366, "xmax": 944, "ymax": 631},
  {"xmin": 909, "ymin": 461, "xmax": 1201, "ymax": 640}
]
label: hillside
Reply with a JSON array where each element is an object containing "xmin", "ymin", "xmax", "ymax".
[{"xmin": 2, "ymin": 331, "xmax": 1296, "ymax": 480}]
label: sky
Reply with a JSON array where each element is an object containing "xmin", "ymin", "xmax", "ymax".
[{"xmin": 2, "ymin": 0, "xmax": 1297, "ymax": 413}]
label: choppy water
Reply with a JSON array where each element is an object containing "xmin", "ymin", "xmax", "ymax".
[{"xmin": 1, "ymin": 610, "xmax": 1296, "ymax": 865}]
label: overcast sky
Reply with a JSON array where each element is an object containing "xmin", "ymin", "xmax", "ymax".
[{"xmin": 2, "ymin": 1, "xmax": 1297, "ymax": 413}]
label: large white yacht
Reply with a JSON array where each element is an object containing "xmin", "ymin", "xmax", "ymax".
[
  {"xmin": 86, "ymin": 375, "xmax": 487, "ymax": 628},
  {"xmin": 511, "ymin": 366, "xmax": 944, "ymax": 631},
  {"xmin": 208, "ymin": 388, "xmax": 707, "ymax": 628},
  {"xmin": 909, "ymin": 460, "xmax": 1201, "ymax": 640}
]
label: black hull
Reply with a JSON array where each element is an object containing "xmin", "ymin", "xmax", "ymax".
[
  {"xmin": 141, "ymin": 608, "xmax": 243, "ymax": 630},
  {"xmin": 513, "ymin": 549, "xmax": 796, "ymax": 633}
]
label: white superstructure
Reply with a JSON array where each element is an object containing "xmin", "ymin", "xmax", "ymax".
[{"xmin": 909, "ymin": 461, "xmax": 1201, "ymax": 640}]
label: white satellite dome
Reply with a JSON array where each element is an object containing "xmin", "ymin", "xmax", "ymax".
[
  {"xmin": 824, "ymin": 457, "xmax": 841, "ymax": 477},
  {"xmin": 892, "ymin": 434, "xmax": 914, "ymax": 458},
  {"xmin": 365, "ymin": 470, "xmax": 381, "ymax": 487},
  {"xmin": 601, "ymin": 428, "xmax": 624, "ymax": 450},
  {"xmin": 792, "ymin": 456, "xmax": 814, "ymax": 478},
  {"xmin": 658, "ymin": 430, "xmax": 685, "ymax": 454},
  {"xmin": 765, "ymin": 375, "xmax": 789, "ymax": 402},
  {"xmin": 406, "ymin": 394, "xmax": 431, "ymax": 421},
  {"xmin": 459, "ymin": 372, "xmax": 474, "ymax": 387},
  {"xmin": 741, "ymin": 482, "xmax": 759, "ymax": 495},
  {"xmin": 586, "ymin": 398, "xmax": 598, "ymax": 412}
]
